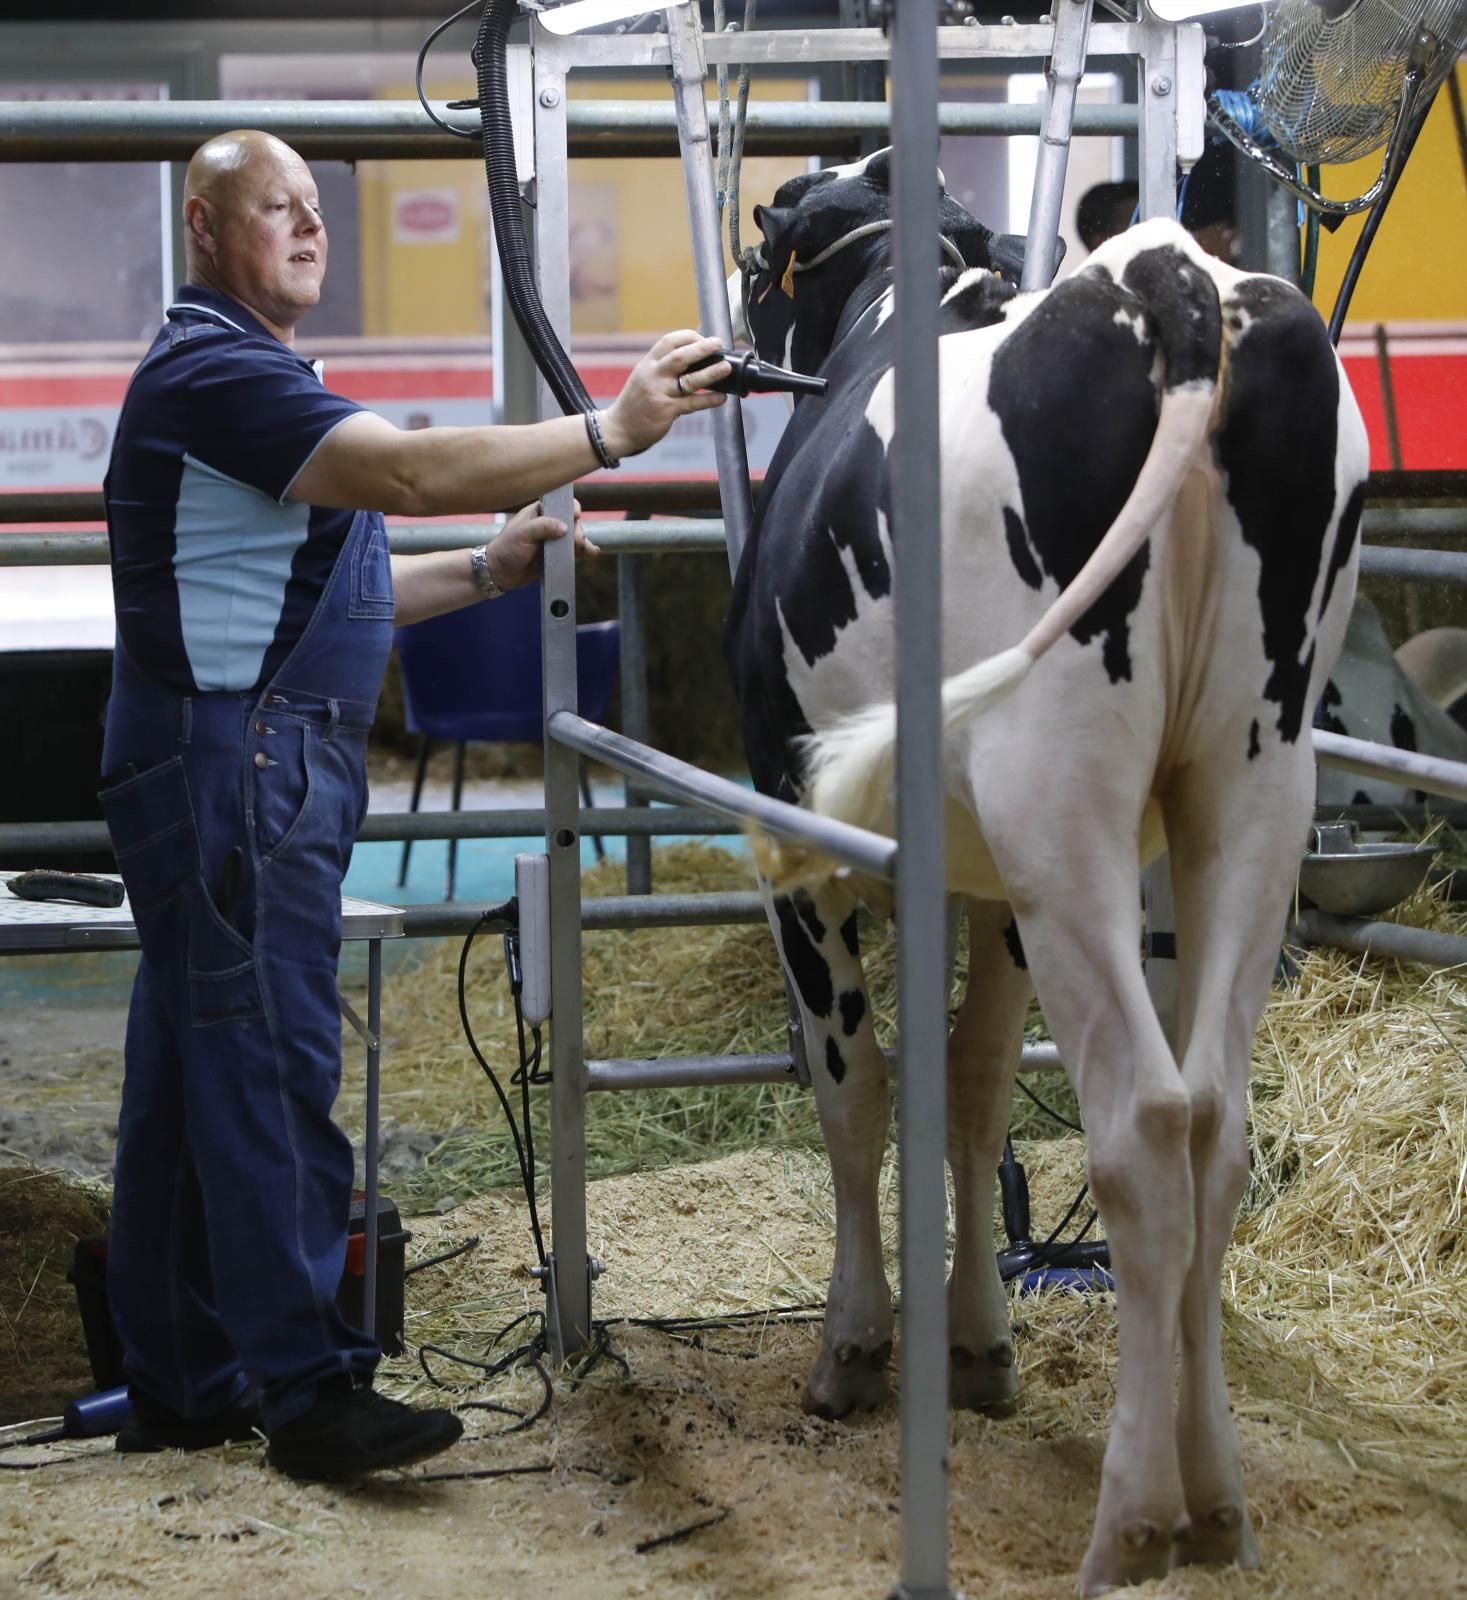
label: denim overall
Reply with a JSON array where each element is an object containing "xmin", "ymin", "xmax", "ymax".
[{"xmin": 100, "ymin": 505, "xmax": 395, "ymax": 1430}]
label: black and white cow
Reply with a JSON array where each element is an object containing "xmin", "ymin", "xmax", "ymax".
[
  {"xmin": 726, "ymin": 151, "xmax": 1369, "ymax": 1593},
  {"xmin": 1317, "ymin": 595, "xmax": 1467, "ymax": 808}
]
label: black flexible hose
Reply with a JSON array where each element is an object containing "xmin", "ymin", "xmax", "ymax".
[
  {"xmin": 474, "ymin": 0, "xmax": 594, "ymax": 416},
  {"xmin": 1327, "ymin": 73, "xmax": 1438, "ymax": 346}
]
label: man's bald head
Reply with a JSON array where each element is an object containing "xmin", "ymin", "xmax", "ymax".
[
  {"xmin": 182, "ymin": 130, "xmax": 327, "ymax": 343},
  {"xmin": 184, "ymin": 129, "xmax": 301, "ymax": 215}
]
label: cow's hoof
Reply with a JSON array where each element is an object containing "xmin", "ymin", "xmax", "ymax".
[
  {"xmin": 1171, "ymin": 1502, "xmax": 1259, "ymax": 1571},
  {"xmin": 1078, "ymin": 1515, "xmax": 1180, "ymax": 1596},
  {"xmin": 802, "ymin": 1338, "xmax": 892, "ymax": 1421},
  {"xmin": 949, "ymin": 1341, "xmax": 1022, "ymax": 1417}
]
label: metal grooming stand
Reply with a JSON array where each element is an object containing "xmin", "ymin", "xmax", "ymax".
[{"xmin": 524, "ymin": 8, "xmax": 1204, "ymax": 1596}]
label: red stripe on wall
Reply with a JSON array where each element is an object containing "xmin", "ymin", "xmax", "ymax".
[{"xmin": 1340, "ymin": 352, "xmax": 1467, "ymax": 472}]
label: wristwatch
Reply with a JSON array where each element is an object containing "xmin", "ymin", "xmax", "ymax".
[{"xmin": 470, "ymin": 543, "xmax": 504, "ymax": 600}]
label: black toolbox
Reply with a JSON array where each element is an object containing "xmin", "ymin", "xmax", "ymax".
[{"xmin": 69, "ymin": 1191, "xmax": 413, "ymax": 1387}]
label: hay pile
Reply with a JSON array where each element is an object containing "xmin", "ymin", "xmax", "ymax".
[
  {"xmin": 0, "ymin": 1165, "xmax": 110, "ymax": 1424},
  {"xmin": 1230, "ymin": 887, "xmax": 1467, "ymax": 1475}
]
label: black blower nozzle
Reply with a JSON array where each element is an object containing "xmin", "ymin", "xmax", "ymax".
[{"xmin": 688, "ymin": 349, "xmax": 828, "ymax": 399}]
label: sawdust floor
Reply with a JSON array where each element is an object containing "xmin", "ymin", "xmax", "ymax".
[{"xmin": 4, "ymin": 1149, "xmax": 1464, "ymax": 1600}]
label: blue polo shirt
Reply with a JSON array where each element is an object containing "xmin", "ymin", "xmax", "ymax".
[{"xmin": 105, "ymin": 286, "xmax": 367, "ymax": 695}]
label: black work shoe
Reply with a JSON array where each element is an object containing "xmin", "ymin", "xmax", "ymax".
[
  {"xmin": 265, "ymin": 1379, "xmax": 463, "ymax": 1483},
  {"xmin": 116, "ymin": 1389, "xmax": 263, "ymax": 1454}
]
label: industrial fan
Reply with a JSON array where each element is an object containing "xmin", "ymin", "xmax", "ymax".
[
  {"xmin": 1182, "ymin": 0, "xmax": 1466, "ymax": 335},
  {"xmin": 1206, "ymin": 0, "xmax": 1467, "ymax": 216},
  {"xmin": 1258, "ymin": 0, "xmax": 1465, "ymax": 167}
]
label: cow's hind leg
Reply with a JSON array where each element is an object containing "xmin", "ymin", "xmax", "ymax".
[
  {"xmin": 983, "ymin": 784, "xmax": 1192, "ymax": 1596},
  {"xmin": 765, "ymin": 883, "xmax": 894, "ymax": 1419},
  {"xmin": 1163, "ymin": 749, "xmax": 1314, "ymax": 1572},
  {"xmin": 947, "ymin": 898, "xmax": 1031, "ymax": 1414}
]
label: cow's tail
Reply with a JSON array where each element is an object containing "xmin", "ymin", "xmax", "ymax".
[{"xmin": 799, "ymin": 240, "xmax": 1224, "ymax": 841}]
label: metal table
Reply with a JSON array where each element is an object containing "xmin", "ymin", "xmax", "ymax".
[{"xmin": 0, "ymin": 875, "xmax": 405, "ymax": 1341}]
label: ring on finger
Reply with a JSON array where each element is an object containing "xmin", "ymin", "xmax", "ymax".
[{"xmin": 675, "ymin": 373, "xmax": 687, "ymax": 397}]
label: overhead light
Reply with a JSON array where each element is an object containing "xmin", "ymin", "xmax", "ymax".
[
  {"xmin": 1146, "ymin": 0, "xmax": 1273, "ymax": 20},
  {"xmin": 537, "ymin": 0, "xmax": 690, "ymax": 36}
]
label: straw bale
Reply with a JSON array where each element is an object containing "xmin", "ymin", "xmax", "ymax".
[{"xmin": 0, "ymin": 1163, "xmax": 110, "ymax": 1424}]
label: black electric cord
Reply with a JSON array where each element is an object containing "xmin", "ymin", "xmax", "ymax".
[
  {"xmin": 1328, "ymin": 77, "xmax": 1440, "ymax": 345},
  {"xmin": 455, "ymin": 899, "xmax": 547, "ymax": 1268},
  {"xmin": 1015, "ymin": 1076, "xmax": 1084, "ymax": 1134},
  {"xmin": 416, "ymin": 0, "xmax": 487, "ymax": 139},
  {"xmin": 404, "ymin": 1234, "xmax": 482, "ymax": 1277}
]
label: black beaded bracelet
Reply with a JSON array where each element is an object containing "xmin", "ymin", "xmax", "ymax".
[{"xmin": 584, "ymin": 409, "xmax": 620, "ymax": 470}]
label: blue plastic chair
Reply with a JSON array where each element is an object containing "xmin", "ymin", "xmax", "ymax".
[{"xmin": 393, "ymin": 582, "xmax": 621, "ymax": 899}]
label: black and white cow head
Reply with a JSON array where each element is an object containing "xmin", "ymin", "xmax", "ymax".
[{"xmin": 735, "ymin": 147, "xmax": 1030, "ymax": 380}]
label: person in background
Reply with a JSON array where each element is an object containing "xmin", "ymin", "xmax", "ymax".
[
  {"xmin": 1076, "ymin": 179, "xmax": 1140, "ymax": 253},
  {"xmin": 1076, "ymin": 143, "xmax": 1241, "ymax": 264},
  {"xmin": 100, "ymin": 128, "xmax": 730, "ymax": 1482}
]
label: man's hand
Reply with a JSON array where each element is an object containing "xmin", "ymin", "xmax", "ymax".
[
  {"xmin": 485, "ymin": 499, "xmax": 599, "ymax": 591},
  {"xmin": 600, "ymin": 331, "xmax": 731, "ymax": 462}
]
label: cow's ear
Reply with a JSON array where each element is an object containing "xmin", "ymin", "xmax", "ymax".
[
  {"xmin": 862, "ymin": 149, "xmax": 893, "ymax": 192},
  {"xmin": 988, "ymin": 231, "xmax": 1068, "ymax": 285},
  {"xmin": 753, "ymin": 204, "xmax": 792, "ymax": 247},
  {"xmin": 987, "ymin": 233, "xmax": 1027, "ymax": 283}
]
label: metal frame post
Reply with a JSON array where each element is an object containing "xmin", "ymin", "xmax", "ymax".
[
  {"xmin": 617, "ymin": 554, "xmax": 654, "ymax": 894},
  {"xmin": 1137, "ymin": 12, "xmax": 1179, "ymax": 219},
  {"xmin": 361, "ymin": 938, "xmax": 382, "ymax": 1340},
  {"xmin": 666, "ymin": 1, "xmax": 756, "ymax": 566},
  {"xmin": 890, "ymin": 3, "xmax": 953, "ymax": 1596},
  {"xmin": 1021, "ymin": 0, "xmax": 1094, "ymax": 291},
  {"xmin": 532, "ymin": 26, "xmax": 593, "ymax": 1361}
]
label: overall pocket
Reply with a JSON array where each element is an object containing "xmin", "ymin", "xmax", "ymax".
[
  {"xmin": 348, "ymin": 515, "xmax": 396, "ymax": 620},
  {"xmin": 254, "ymin": 721, "xmax": 316, "ymax": 862},
  {"xmin": 187, "ymin": 886, "xmax": 264, "ymax": 1028},
  {"xmin": 97, "ymin": 758, "xmax": 197, "ymax": 913}
]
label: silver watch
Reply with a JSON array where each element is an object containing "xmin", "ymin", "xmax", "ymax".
[{"xmin": 470, "ymin": 543, "xmax": 504, "ymax": 600}]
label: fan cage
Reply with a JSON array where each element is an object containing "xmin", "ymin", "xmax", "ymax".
[{"xmin": 1257, "ymin": 0, "xmax": 1467, "ymax": 165}]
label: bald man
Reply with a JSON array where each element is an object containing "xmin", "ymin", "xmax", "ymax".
[{"xmin": 99, "ymin": 131, "xmax": 730, "ymax": 1482}]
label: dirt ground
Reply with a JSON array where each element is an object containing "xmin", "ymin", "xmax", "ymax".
[{"xmin": 3, "ymin": 1149, "xmax": 1465, "ymax": 1600}]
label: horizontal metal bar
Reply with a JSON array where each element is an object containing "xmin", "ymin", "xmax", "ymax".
[
  {"xmin": 1358, "ymin": 545, "xmax": 1467, "ymax": 585},
  {"xmin": 1312, "ymin": 729, "xmax": 1467, "ymax": 805},
  {"xmin": 0, "ymin": 491, "xmax": 102, "ymax": 524},
  {"xmin": 390, "ymin": 521, "xmax": 727, "ymax": 557},
  {"xmin": 1293, "ymin": 910, "xmax": 1467, "ymax": 971},
  {"xmin": 558, "ymin": 22, "xmax": 1143, "ymax": 67},
  {"xmin": 0, "ymin": 533, "xmax": 108, "ymax": 566},
  {"xmin": 587, "ymin": 1053, "xmax": 799, "ymax": 1090},
  {"xmin": 4, "ymin": 475, "xmax": 1453, "ymax": 529},
  {"xmin": 398, "ymin": 890, "xmax": 765, "ymax": 939},
  {"xmin": 0, "ymin": 98, "xmax": 1139, "ymax": 164},
  {"xmin": 0, "ymin": 806, "xmax": 732, "ymax": 855},
  {"xmin": 0, "ymin": 481, "xmax": 751, "ymax": 525},
  {"xmin": 1316, "ymin": 802, "xmax": 1467, "ymax": 830},
  {"xmin": 1360, "ymin": 507, "xmax": 1467, "ymax": 540},
  {"xmin": 581, "ymin": 891, "xmax": 765, "ymax": 928},
  {"xmin": 549, "ymin": 711, "xmax": 897, "ymax": 880},
  {"xmin": 0, "ymin": 522, "xmax": 729, "ymax": 565},
  {"xmin": 587, "ymin": 1038, "xmax": 1064, "ymax": 1092}
]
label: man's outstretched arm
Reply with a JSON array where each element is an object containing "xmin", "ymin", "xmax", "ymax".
[{"xmin": 290, "ymin": 330, "xmax": 729, "ymax": 518}]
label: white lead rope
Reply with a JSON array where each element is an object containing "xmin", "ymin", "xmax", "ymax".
[{"xmin": 752, "ymin": 220, "xmax": 971, "ymax": 278}]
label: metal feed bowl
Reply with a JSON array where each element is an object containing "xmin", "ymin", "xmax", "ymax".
[{"xmin": 1298, "ymin": 822, "xmax": 1438, "ymax": 917}]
